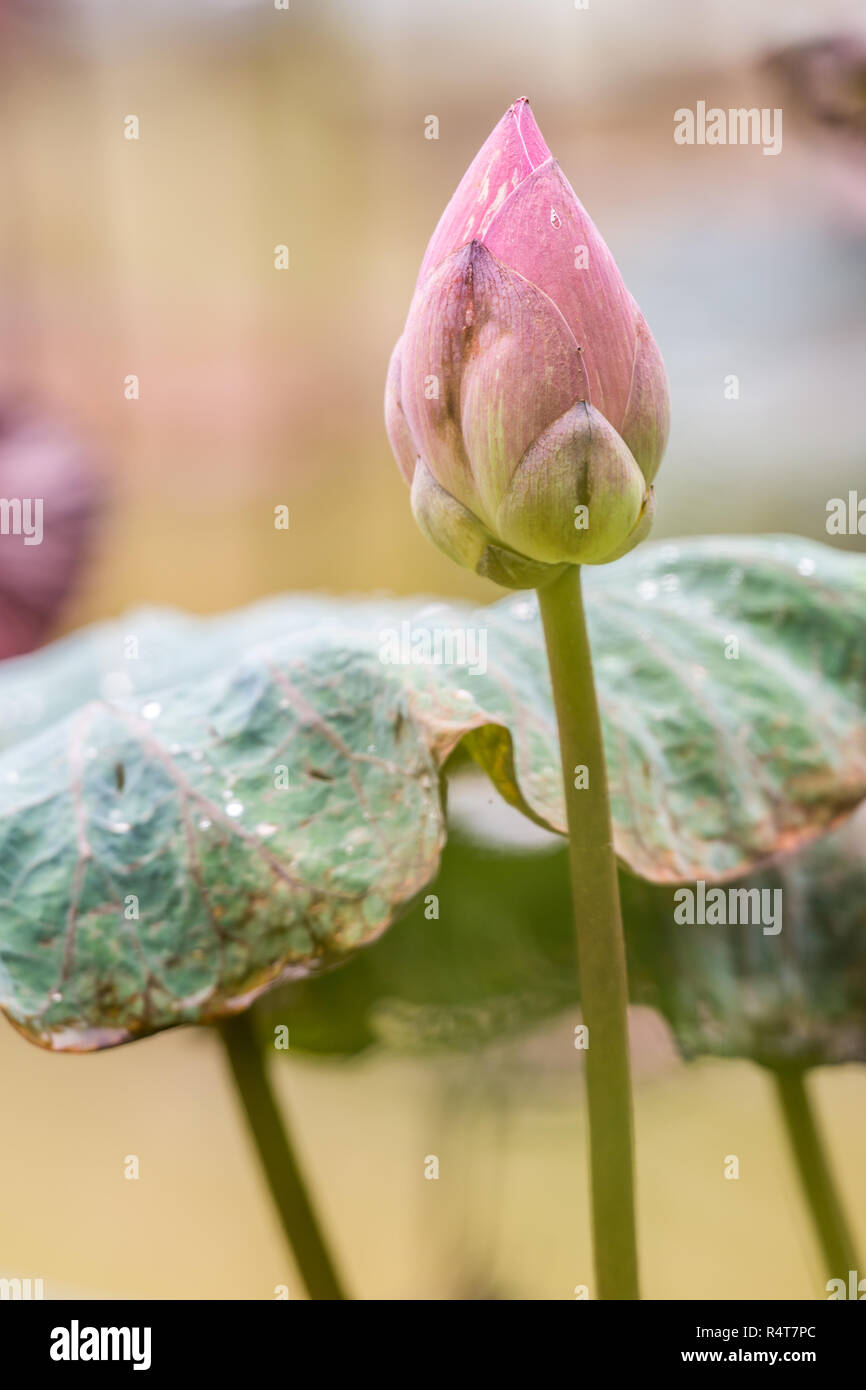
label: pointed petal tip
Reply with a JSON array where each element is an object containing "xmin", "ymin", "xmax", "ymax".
[
  {"xmin": 505, "ymin": 94, "xmax": 544, "ymax": 134},
  {"xmin": 503, "ymin": 95, "xmax": 549, "ymax": 160}
]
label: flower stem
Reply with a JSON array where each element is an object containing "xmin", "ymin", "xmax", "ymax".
[
  {"xmin": 771, "ymin": 1064, "xmax": 860, "ymax": 1286},
  {"xmin": 537, "ymin": 564, "xmax": 640, "ymax": 1300},
  {"xmin": 219, "ymin": 1010, "xmax": 348, "ymax": 1300}
]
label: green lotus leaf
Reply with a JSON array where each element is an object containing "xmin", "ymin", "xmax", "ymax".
[{"xmin": 0, "ymin": 535, "xmax": 863, "ymax": 1049}]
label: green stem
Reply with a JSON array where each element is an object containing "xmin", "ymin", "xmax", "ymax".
[
  {"xmin": 219, "ymin": 1010, "xmax": 348, "ymax": 1300},
  {"xmin": 537, "ymin": 564, "xmax": 640, "ymax": 1300},
  {"xmin": 772, "ymin": 1065, "xmax": 860, "ymax": 1286}
]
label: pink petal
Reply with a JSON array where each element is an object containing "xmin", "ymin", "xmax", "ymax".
[
  {"xmin": 483, "ymin": 160, "xmax": 641, "ymax": 448},
  {"xmin": 400, "ymin": 241, "xmax": 588, "ymax": 525},
  {"xmin": 417, "ymin": 98, "xmax": 551, "ymax": 286},
  {"xmin": 384, "ymin": 339, "xmax": 419, "ymax": 485},
  {"xmin": 618, "ymin": 313, "xmax": 670, "ymax": 484}
]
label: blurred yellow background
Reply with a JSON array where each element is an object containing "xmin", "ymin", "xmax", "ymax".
[
  {"xmin": 1, "ymin": 0, "xmax": 864, "ymax": 1298},
  {"xmin": 2, "ymin": 1015, "xmax": 864, "ymax": 1299}
]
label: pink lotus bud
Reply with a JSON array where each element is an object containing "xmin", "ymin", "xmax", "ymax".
[{"xmin": 385, "ymin": 98, "xmax": 669, "ymax": 585}]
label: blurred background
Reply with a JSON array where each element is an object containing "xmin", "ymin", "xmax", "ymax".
[{"xmin": 1, "ymin": 0, "xmax": 865, "ymax": 1298}]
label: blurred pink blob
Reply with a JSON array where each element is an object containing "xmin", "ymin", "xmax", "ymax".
[
  {"xmin": 767, "ymin": 32, "xmax": 866, "ymax": 226},
  {"xmin": 0, "ymin": 402, "xmax": 103, "ymax": 659}
]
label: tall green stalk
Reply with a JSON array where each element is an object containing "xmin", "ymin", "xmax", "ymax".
[
  {"xmin": 537, "ymin": 564, "xmax": 640, "ymax": 1300},
  {"xmin": 219, "ymin": 1010, "xmax": 348, "ymax": 1300},
  {"xmin": 772, "ymin": 1065, "xmax": 860, "ymax": 1287}
]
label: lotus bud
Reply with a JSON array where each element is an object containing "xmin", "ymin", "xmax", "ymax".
[{"xmin": 385, "ymin": 98, "xmax": 669, "ymax": 586}]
